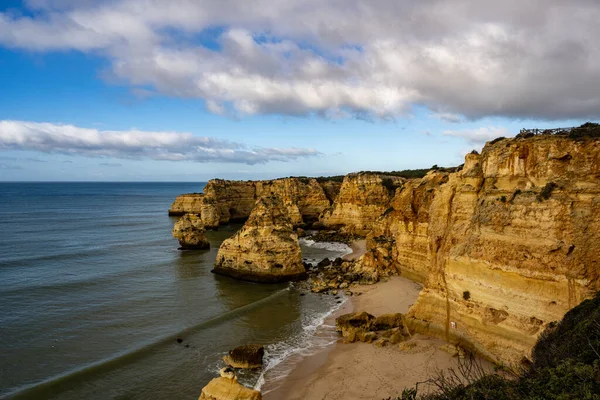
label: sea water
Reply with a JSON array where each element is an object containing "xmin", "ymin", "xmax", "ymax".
[{"xmin": 0, "ymin": 183, "xmax": 350, "ymax": 399}]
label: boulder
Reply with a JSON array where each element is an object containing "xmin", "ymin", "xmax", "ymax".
[
  {"xmin": 213, "ymin": 196, "xmax": 306, "ymax": 283},
  {"xmin": 335, "ymin": 312, "xmax": 375, "ymax": 337},
  {"xmin": 172, "ymin": 214, "xmax": 210, "ymax": 250},
  {"xmin": 223, "ymin": 344, "xmax": 264, "ymax": 369},
  {"xmin": 357, "ymin": 331, "xmax": 377, "ymax": 343},
  {"xmin": 198, "ymin": 377, "xmax": 262, "ymax": 400},
  {"xmin": 371, "ymin": 313, "xmax": 405, "ymax": 331},
  {"xmin": 317, "ymin": 258, "xmax": 331, "ymax": 267}
]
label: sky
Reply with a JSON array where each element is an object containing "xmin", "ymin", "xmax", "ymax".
[{"xmin": 0, "ymin": 0, "xmax": 598, "ymax": 181}]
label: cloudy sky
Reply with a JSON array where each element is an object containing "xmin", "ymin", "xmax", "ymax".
[{"xmin": 0, "ymin": 0, "xmax": 598, "ymax": 181}]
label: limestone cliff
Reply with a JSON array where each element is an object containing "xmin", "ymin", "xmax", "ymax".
[
  {"xmin": 169, "ymin": 132, "xmax": 600, "ymax": 366},
  {"xmin": 168, "ymin": 193, "xmax": 204, "ymax": 216},
  {"xmin": 356, "ymin": 172, "xmax": 450, "ymax": 283},
  {"xmin": 172, "ymin": 213, "xmax": 210, "ymax": 250},
  {"xmin": 320, "ymin": 173, "xmax": 404, "ymax": 236},
  {"xmin": 357, "ymin": 135, "xmax": 600, "ymax": 365},
  {"xmin": 213, "ymin": 196, "xmax": 306, "ymax": 283},
  {"xmin": 169, "ymin": 178, "xmax": 333, "ymax": 228}
]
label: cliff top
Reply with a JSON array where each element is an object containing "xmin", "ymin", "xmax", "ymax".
[{"xmin": 481, "ymin": 122, "xmax": 600, "ymax": 152}]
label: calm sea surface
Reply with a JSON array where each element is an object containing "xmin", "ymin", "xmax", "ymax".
[{"xmin": 0, "ymin": 183, "xmax": 347, "ymax": 399}]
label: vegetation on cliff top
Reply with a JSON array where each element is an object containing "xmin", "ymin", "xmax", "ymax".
[
  {"xmin": 299, "ymin": 167, "xmax": 456, "ymax": 183},
  {"xmin": 393, "ymin": 291, "xmax": 600, "ymax": 400}
]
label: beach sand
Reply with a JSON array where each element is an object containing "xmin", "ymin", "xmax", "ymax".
[
  {"xmin": 343, "ymin": 239, "xmax": 366, "ymax": 261},
  {"xmin": 265, "ymin": 276, "xmax": 465, "ymax": 400}
]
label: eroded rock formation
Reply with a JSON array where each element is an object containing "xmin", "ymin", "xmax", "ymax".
[
  {"xmin": 320, "ymin": 173, "xmax": 404, "ymax": 235},
  {"xmin": 172, "ymin": 132, "xmax": 600, "ymax": 367},
  {"xmin": 172, "ymin": 214, "xmax": 210, "ymax": 250},
  {"xmin": 356, "ymin": 135, "xmax": 600, "ymax": 364},
  {"xmin": 213, "ymin": 196, "xmax": 306, "ymax": 283},
  {"xmin": 199, "ymin": 369, "xmax": 262, "ymax": 400},
  {"xmin": 169, "ymin": 178, "xmax": 339, "ymax": 228},
  {"xmin": 223, "ymin": 344, "xmax": 264, "ymax": 369}
]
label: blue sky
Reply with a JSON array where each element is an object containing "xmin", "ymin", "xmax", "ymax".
[{"xmin": 0, "ymin": 1, "xmax": 597, "ymax": 181}]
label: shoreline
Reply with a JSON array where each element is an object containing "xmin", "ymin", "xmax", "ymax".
[
  {"xmin": 342, "ymin": 239, "xmax": 366, "ymax": 261},
  {"xmin": 265, "ymin": 275, "xmax": 466, "ymax": 400}
]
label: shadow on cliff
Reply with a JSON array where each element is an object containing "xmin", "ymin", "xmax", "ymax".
[{"xmin": 395, "ymin": 291, "xmax": 600, "ymax": 400}]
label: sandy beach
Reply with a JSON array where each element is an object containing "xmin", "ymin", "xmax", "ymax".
[
  {"xmin": 343, "ymin": 239, "xmax": 367, "ymax": 261},
  {"xmin": 266, "ymin": 273, "xmax": 465, "ymax": 400}
]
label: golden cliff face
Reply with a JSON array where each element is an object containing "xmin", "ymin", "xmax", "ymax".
[
  {"xmin": 169, "ymin": 178, "xmax": 332, "ymax": 228},
  {"xmin": 359, "ymin": 136, "xmax": 600, "ymax": 365},
  {"xmin": 356, "ymin": 172, "xmax": 450, "ymax": 283},
  {"xmin": 320, "ymin": 173, "xmax": 403, "ymax": 236},
  {"xmin": 168, "ymin": 193, "xmax": 205, "ymax": 216},
  {"xmin": 169, "ymin": 134, "xmax": 599, "ymax": 366},
  {"xmin": 171, "ymin": 213, "xmax": 210, "ymax": 250},
  {"xmin": 213, "ymin": 196, "xmax": 306, "ymax": 283}
]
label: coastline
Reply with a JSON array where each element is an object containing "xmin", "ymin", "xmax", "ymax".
[
  {"xmin": 342, "ymin": 239, "xmax": 366, "ymax": 261},
  {"xmin": 266, "ymin": 272, "xmax": 463, "ymax": 400}
]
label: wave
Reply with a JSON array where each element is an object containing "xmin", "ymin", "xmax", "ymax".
[
  {"xmin": 0, "ymin": 288, "xmax": 290, "ymax": 400},
  {"xmin": 252, "ymin": 295, "xmax": 348, "ymax": 394},
  {"xmin": 299, "ymin": 238, "xmax": 352, "ymax": 254},
  {"xmin": 299, "ymin": 238, "xmax": 352, "ymax": 266}
]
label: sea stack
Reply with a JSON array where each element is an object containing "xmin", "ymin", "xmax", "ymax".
[
  {"xmin": 213, "ymin": 195, "xmax": 306, "ymax": 283},
  {"xmin": 172, "ymin": 214, "xmax": 210, "ymax": 250}
]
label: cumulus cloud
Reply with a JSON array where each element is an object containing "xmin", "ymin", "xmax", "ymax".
[
  {"xmin": 443, "ymin": 126, "xmax": 512, "ymax": 145},
  {"xmin": 1, "ymin": 1, "xmax": 599, "ymax": 120},
  {"xmin": 0, "ymin": 120, "xmax": 320, "ymax": 164}
]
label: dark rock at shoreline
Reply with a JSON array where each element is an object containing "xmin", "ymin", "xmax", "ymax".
[
  {"xmin": 336, "ymin": 312, "xmax": 375, "ymax": 334},
  {"xmin": 223, "ymin": 344, "xmax": 265, "ymax": 369},
  {"xmin": 317, "ymin": 258, "xmax": 331, "ymax": 267},
  {"xmin": 306, "ymin": 229, "xmax": 362, "ymax": 244}
]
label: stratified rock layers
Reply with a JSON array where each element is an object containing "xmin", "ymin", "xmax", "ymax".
[
  {"xmin": 172, "ymin": 214, "xmax": 210, "ymax": 250},
  {"xmin": 320, "ymin": 173, "xmax": 403, "ymax": 235},
  {"xmin": 169, "ymin": 178, "xmax": 337, "ymax": 228},
  {"xmin": 171, "ymin": 134, "xmax": 600, "ymax": 366},
  {"xmin": 213, "ymin": 196, "xmax": 306, "ymax": 283},
  {"xmin": 360, "ymin": 136, "xmax": 600, "ymax": 364}
]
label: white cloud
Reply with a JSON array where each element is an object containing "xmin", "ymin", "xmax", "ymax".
[
  {"xmin": 0, "ymin": 120, "xmax": 320, "ymax": 164},
  {"xmin": 1, "ymin": 1, "xmax": 599, "ymax": 120},
  {"xmin": 433, "ymin": 112, "xmax": 463, "ymax": 123},
  {"xmin": 443, "ymin": 126, "xmax": 512, "ymax": 145}
]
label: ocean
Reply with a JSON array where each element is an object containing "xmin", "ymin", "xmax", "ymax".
[{"xmin": 0, "ymin": 182, "xmax": 350, "ymax": 399}]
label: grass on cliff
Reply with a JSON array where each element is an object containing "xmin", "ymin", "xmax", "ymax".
[
  {"xmin": 389, "ymin": 291, "xmax": 600, "ymax": 400},
  {"xmin": 295, "ymin": 167, "xmax": 458, "ymax": 184}
]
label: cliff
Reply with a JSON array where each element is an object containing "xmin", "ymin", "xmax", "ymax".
[
  {"xmin": 169, "ymin": 178, "xmax": 337, "ymax": 228},
  {"xmin": 213, "ymin": 196, "xmax": 306, "ymax": 283},
  {"xmin": 357, "ymin": 135, "xmax": 600, "ymax": 364},
  {"xmin": 320, "ymin": 173, "xmax": 404, "ymax": 235},
  {"xmin": 169, "ymin": 130, "xmax": 600, "ymax": 367},
  {"xmin": 171, "ymin": 213, "xmax": 210, "ymax": 250},
  {"xmin": 168, "ymin": 193, "xmax": 204, "ymax": 216}
]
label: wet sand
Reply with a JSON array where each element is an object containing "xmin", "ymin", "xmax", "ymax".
[
  {"xmin": 266, "ymin": 277, "xmax": 465, "ymax": 400},
  {"xmin": 343, "ymin": 239, "xmax": 366, "ymax": 261}
]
